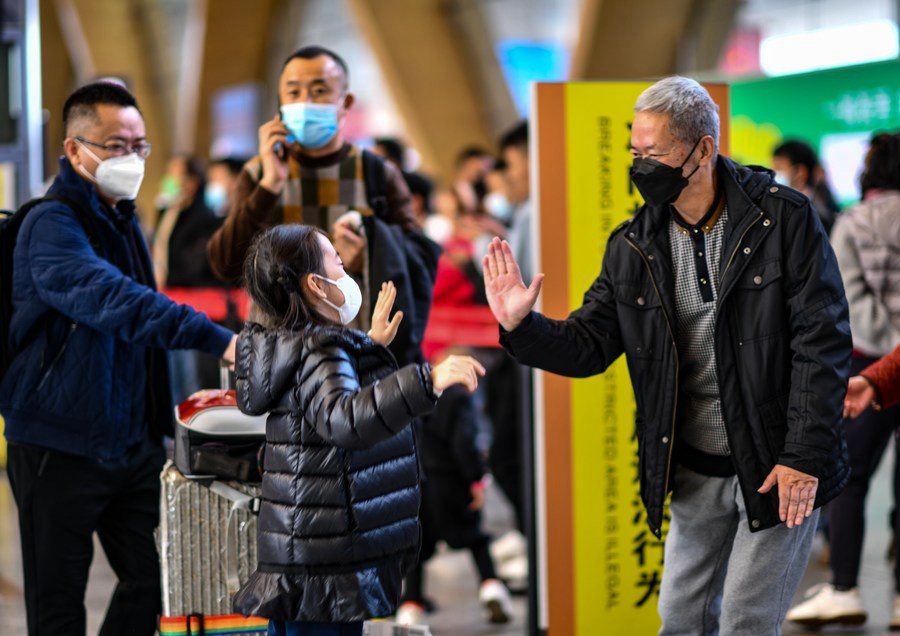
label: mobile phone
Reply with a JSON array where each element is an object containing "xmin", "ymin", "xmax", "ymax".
[{"xmin": 272, "ymin": 134, "xmax": 295, "ymax": 161}]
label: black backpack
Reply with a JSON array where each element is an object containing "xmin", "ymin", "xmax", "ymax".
[
  {"xmin": 360, "ymin": 151, "xmax": 441, "ymax": 363},
  {"xmin": 0, "ymin": 194, "xmax": 97, "ymax": 381}
]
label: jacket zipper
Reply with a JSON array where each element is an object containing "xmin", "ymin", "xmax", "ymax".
[
  {"xmin": 626, "ymin": 238, "xmax": 678, "ymax": 536},
  {"xmin": 719, "ymin": 210, "xmax": 765, "ymax": 296},
  {"xmin": 714, "ymin": 209, "xmax": 767, "ymax": 512},
  {"xmin": 36, "ymin": 322, "xmax": 77, "ymax": 392}
]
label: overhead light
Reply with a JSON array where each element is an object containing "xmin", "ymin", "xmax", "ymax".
[{"xmin": 760, "ymin": 19, "xmax": 899, "ymax": 76}]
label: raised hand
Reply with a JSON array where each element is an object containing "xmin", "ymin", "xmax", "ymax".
[
  {"xmin": 482, "ymin": 237, "xmax": 544, "ymax": 332},
  {"xmin": 369, "ymin": 282, "xmax": 403, "ymax": 346},
  {"xmin": 844, "ymin": 375, "xmax": 877, "ymax": 419},
  {"xmin": 431, "ymin": 355, "xmax": 487, "ymax": 394},
  {"xmin": 258, "ymin": 115, "xmax": 291, "ymax": 193}
]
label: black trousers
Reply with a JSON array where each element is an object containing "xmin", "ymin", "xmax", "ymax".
[
  {"xmin": 829, "ymin": 356, "xmax": 900, "ymax": 591},
  {"xmin": 401, "ymin": 478, "xmax": 496, "ymax": 605},
  {"xmin": 7, "ymin": 437, "xmax": 166, "ymax": 636},
  {"xmin": 483, "ymin": 350, "xmax": 530, "ymax": 533}
]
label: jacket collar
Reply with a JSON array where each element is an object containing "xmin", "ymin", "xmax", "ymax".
[
  {"xmin": 626, "ymin": 156, "xmax": 773, "ymax": 251},
  {"xmin": 48, "ymin": 157, "xmax": 138, "ymax": 225}
]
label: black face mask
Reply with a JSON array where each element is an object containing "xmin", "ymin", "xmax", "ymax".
[{"xmin": 630, "ymin": 138, "xmax": 703, "ymax": 206}]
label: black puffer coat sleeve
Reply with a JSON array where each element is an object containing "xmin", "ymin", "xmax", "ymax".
[
  {"xmin": 235, "ymin": 323, "xmax": 437, "ymax": 450},
  {"xmin": 300, "ymin": 343, "xmax": 435, "ymax": 449}
]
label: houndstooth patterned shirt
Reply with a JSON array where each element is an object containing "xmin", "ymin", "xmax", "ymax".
[{"xmin": 670, "ymin": 205, "xmax": 730, "ymax": 456}]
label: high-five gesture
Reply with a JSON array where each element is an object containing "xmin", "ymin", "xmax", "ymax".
[
  {"xmin": 368, "ymin": 281, "xmax": 403, "ymax": 346},
  {"xmin": 483, "ymin": 237, "xmax": 544, "ymax": 332}
]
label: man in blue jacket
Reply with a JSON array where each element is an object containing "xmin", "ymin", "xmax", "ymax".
[
  {"xmin": 0, "ymin": 82, "xmax": 237, "ymax": 635},
  {"xmin": 483, "ymin": 77, "xmax": 851, "ymax": 633}
]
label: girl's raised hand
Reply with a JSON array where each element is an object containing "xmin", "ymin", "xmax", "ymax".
[{"xmin": 368, "ymin": 281, "xmax": 403, "ymax": 346}]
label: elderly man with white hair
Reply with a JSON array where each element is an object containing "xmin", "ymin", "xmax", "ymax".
[{"xmin": 483, "ymin": 76, "xmax": 851, "ymax": 634}]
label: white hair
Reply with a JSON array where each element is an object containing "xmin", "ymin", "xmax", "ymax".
[{"xmin": 635, "ymin": 76, "xmax": 719, "ymax": 153}]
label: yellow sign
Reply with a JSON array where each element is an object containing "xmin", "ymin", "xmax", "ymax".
[{"xmin": 532, "ymin": 81, "xmax": 729, "ymax": 634}]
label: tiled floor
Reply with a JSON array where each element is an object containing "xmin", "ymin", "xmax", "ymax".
[{"xmin": 0, "ymin": 448, "xmax": 896, "ymax": 636}]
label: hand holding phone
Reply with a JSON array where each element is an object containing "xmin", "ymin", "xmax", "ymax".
[
  {"xmin": 273, "ymin": 134, "xmax": 296, "ymax": 162},
  {"xmin": 258, "ymin": 115, "xmax": 291, "ymax": 192}
]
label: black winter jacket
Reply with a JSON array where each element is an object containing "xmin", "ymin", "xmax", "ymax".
[
  {"xmin": 157, "ymin": 195, "xmax": 225, "ymax": 288},
  {"xmin": 503, "ymin": 157, "xmax": 851, "ymax": 537},
  {"xmin": 232, "ymin": 323, "xmax": 437, "ymax": 622}
]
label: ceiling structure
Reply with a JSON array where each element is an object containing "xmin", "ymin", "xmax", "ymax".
[{"xmin": 36, "ymin": 0, "xmax": 885, "ymax": 219}]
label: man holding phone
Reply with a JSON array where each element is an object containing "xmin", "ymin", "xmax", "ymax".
[{"xmin": 208, "ymin": 45, "xmax": 439, "ymax": 366}]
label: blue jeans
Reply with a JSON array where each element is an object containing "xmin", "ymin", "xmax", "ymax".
[
  {"xmin": 658, "ymin": 465, "xmax": 818, "ymax": 635},
  {"xmin": 267, "ymin": 621, "xmax": 364, "ymax": 636}
]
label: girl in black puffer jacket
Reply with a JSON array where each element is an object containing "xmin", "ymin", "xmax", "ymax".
[{"xmin": 232, "ymin": 224, "xmax": 485, "ymax": 636}]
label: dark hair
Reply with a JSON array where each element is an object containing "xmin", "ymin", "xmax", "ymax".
[
  {"xmin": 210, "ymin": 157, "xmax": 246, "ymax": 177},
  {"xmin": 861, "ymin": 132, "xmax": 900, "ymax": 193},
  {"xmin": 243, "ymin": 225, "xmax": 330, "ymax": 329},
  {"xmin": 281, "ymin": 45, "xmax": 349, "ymax": 88},
  {"xmin": 404, "ymin": 172, "xmax": 434, "ymax": 213},
  {"xmin": 174, "ymin": 154, "xmax": 207, "ymax": 191},
  {"xmin": 375, "ymin": 137, "xmax": 405, "ymax": 166},
  {"xmin": 773, "ymin": 140, "xmax": 819, "ymax": 187},
  {"xmin": 455, "ymin": 145, "xmax": 490, "ymax": 168},
  {"xmin": 499, "ymin": 121, "xmax": 529, "ymax": 153},
  {"xmin": 63, "ymin": 81, "xmax": 141, "ymax": 137}
]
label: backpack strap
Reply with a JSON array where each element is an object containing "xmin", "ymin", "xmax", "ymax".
[
  {"xmin": 43, "ymin": 193, "xmax": 102, "ymax": 252},
  {"xmin": 361, "ymin": 149, "xmax": 390, "ymax": 220}
]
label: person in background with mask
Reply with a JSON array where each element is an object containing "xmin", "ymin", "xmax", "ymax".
[
  {"xmin": 482, "ymin": 158, "xmax": 514, "ymax": 229},
  {"xmin": 152, "ymin": 154, "xmax": 228, "ymax": 401},
  {"xmin": 153, "ymin": 154, "xmax": 223, "ymax": 291},
  {"xmin": 772, "ymin": 139, "xmax": 840, "ymax": 234},
  {"xmin": 0, "ymin": 81, "xmax": 238, "ymax": 636},
  {"xmin": 482, "ymin": 76, "xmax": 851, "ymax": 633},
  {"xmin": 209, "ymin": 45, "xmax": 439, "ymax": 368},
  {"xmin": 205, "ymin": 157, "xmax": 244, "ymax": 218},
  {"xmin": 453, "ymin": 146, "xmax": 492, "ymax": 215}
]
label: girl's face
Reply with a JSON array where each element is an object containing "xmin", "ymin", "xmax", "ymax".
[
  {"xmin": 312, "ymin": 232, "xmax": 351, "ymax": 315},
  {"xmin": 317, "ymin": 232, "xmax": 346, "ymax": 280}
]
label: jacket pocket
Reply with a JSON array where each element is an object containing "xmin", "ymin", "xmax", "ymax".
[
  {"xmin": 615, "ymin": 283, "xmax": 665, "ymax": 361},
  {"xmin": 35, "ymin": 322, "xmax": 77, "ymax": 393},
  {"xmin": 731, "ymin": 259, "xmax": 786, "ymax": 343}
]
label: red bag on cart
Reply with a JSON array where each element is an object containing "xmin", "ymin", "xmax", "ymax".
[{"xmin": 173, "ymin": 388, "xmax": 266, "ymax": 482}]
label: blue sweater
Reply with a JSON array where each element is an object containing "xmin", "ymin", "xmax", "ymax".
[{"xmin": 0, "ymin": 158, "xmax": 233, "ymax": 460}]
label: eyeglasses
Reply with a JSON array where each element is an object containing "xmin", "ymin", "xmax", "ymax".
[{"xmin": 76, "ymin": 136, "xmax": 152, "ymax": 159}]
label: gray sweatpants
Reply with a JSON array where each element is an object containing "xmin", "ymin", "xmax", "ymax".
[{"xmin": 658, "ymin": 465, "xmax": 818, "ymax": 636}]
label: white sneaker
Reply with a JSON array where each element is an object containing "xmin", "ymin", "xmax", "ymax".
[
  {"xmin": 497, "ymin": 553, "xmax": 528, "ymax": 591},
  {"xmin": 479, "ymin": 578, "xmax": 513, "ymax": 624},
  {"xmin": 890, "ymin": 595, "xmax": 900, "ymax": 631},
  {"xmin": 395, "ymin": 601, "xmax": 427, "ymax": 626},
  {"xmin": 785, "ymin": 583, "xmax": 867, "ymax": 628},
  {"xmin": 491, "ymin": 530, "xmax": 527, "ymax": 563}
]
